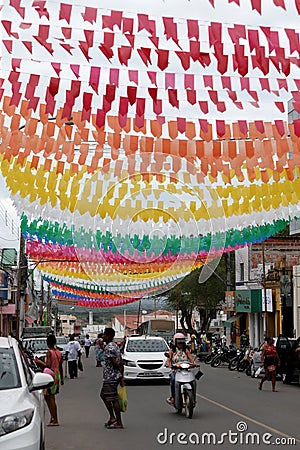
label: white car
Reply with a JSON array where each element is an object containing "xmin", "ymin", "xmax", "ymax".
[
  {"xmin": 122, "ymin": 336, "xmax": 171, "ymax": 381},
  {"xmin": 0, "ymin": 336, "xmax": 54, "ymax": 450}
]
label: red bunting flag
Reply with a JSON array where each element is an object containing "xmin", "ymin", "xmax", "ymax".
[
  {"xmin": 123, "ymin": 17, "xmax": 133, "ymax": 34},
  {"xmin": 127, "ymin": 86, "xmax": 137, "ymax": 105},
  {"xmin": 168, "ymin": 89, "xmax": 179, "ymax": 108},
  {"xmin": 82, "ymin": 7, "xmax": 97, "ymax": 24},
  {"xmin": 10, "ymin": 0, "xmax": 25, "ymax": 19},
  {"xmin": 163, "ymin": 17, "xmax": 179, "ymax": 46},
  {"xmin": 295, "ymin": 0, "xmax": 300, "ymax": 14},
  {"xmin": 118, "ymin": 46, "xmax": 132, "ymax": 66},
  {"xmin": 184, "ymin": 74, "xmax": 194, "ymax": 90},
  {"xmin": 156, "ymin": 49, "xmax": 169, "ymax": 70},
  {"xmin": 89, "ymin": 67, "xmax": 100, "ymax": 94},
  {"xmin": 137, "ymin": 48, "xmax": 152, "ymax": 66},
  {"xmin": 187, "ymin": 19, "xmax": 199, "ymax": 40},
  {"xmin": 273, "ymin": 0, "xmax": 285, "ymax": 8},
  {"xmin": 251, "ymin": 0, "xmax": 262, "ymax": 14},
  {"xmin": 59, "ymin": 3, "xmax": 72, "ymax": 24}
]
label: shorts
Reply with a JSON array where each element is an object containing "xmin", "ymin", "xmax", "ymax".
[{"xmin": 100, "ymin": 381, "xmax": 119, "ymax": 402}]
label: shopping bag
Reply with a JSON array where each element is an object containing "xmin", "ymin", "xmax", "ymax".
[
  {"xmin": 78, "ymin": 358, "xmax": 84, "ymax": 372},
  {"xmin": 255, "ymin": 367, "xmax": 263, "ymax": 377},
  {"xmin": 118, "ymin": 386, "xmax": 128, "ymax": 413}
]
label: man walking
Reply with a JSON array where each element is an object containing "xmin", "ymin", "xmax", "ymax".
[
  {"xmin": 65, "ymin": 335, "xmax": 82, "ymax": 379},
  {"xmin": 84, "ymin": 334, "xmax": 92, "ymax": 358},
  {"xmin": 100, "ymin": 328, "xmax": 124, "ymax": 429}
]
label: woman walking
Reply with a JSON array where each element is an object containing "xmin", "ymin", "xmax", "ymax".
[
  {"xmin": 43, "ymin": 334, "xmax": 64, "ymax": 425},
  {"xmin": 258, "ymin": 337, "xmax": 280, "ymax": 392}
]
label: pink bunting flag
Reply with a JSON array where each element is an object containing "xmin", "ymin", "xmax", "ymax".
[
  {"xmin": 59, "ymin": 3, "xmax": 72, "ymax": 23},
  {"xmin": 221, "ymin": 76, "xmax": 232, "ymax": 90},
  {"xmin": 259, "ymin": 78, "xmax": 270, "ymax": 91},
  {"xmin": 261, "ymin": 27, "xmax": 280, "ymax": 52},
  {"xmin": 274, "ymin": 120, "xmax": 285, "ymax": 136},
  {"xmin": 61, "ymin": 27, "xmax": 72, "ymax": 39},
  {"xmin": 109, "ymin": 68, "xmax": 119, "ymax": 86},
  {"xmin": 238, "ymin": 120, "xmax": 248, "ymax": 135},
  {"xmin": 3, "ymin": 40, "xmax": 12, "ymax": 53},
  {"xmin": 51, "ymin": 62, "xmax": 61, "ymax": 76},
  {"xmin": 187, "ymin": 90, "xmax": 196, "ymax": 105},
  {"xmin": 165, "ymin": 73, "xmax": 175, "ymax": 89},
  {"xmin": 209, "ymin": 22, "xmax": 221, "ymax": 47},
  {"xmin": 296, "ymin": 0, "xmax": 300, "ymax": 14},
  {"xmin": 25, "ymin": 74, "xmax": 40, "ymax": 100},
  {"xmin": 184, "ymin": 74, "xmax": 194, "ymax": 90},
  {"xmin": 199, "ymin": 101, "xmax": 209, "ymax": 114},
  {"xmin": 129, "ymin": 70, "xmax": 138, "ymax": 84},
  {"xmin": 203, "ymin": 75, "xmax": 213, "ymax": 88},
  {"xmin": 285, "ymin": 29, "xmax": 300, "ymax": 54}
]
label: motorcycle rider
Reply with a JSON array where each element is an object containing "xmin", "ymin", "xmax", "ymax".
[{"xmin": 166, "ymin": 332, "xmax": 197, "ymax": 405}]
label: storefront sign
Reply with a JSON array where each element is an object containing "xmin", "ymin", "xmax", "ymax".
[
  {"xmin": 225, "ymin": 291, "xmax": 235, "ymax": 311},
  {"xmin": 235, "ymin": 289, "xmax": 262, "ymax": 313},
  {"xmin": 261, "ymin": 289, "xmax": 273, "ymax": 312}
]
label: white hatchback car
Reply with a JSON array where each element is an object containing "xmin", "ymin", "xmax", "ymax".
[
  {"xmin": 0, "ymin": 336, "xmax": 54, "ymax": 450},
  {"xmin": 122, "ymin": 335, "xmax": 171, "ymax": 381}
]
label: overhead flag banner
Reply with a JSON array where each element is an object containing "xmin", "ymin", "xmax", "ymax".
[{"xmin": 1, "ymin": 0, "xmax": 300, "ymax": 306}]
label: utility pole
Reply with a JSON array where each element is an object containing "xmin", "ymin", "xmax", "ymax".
[
  {"xmin": 40, "ymin": 277, "xmax": 44, "ymax": 326},
  {"xmin": 46, "ymin": 284, "xmax": 51, "ymax": 326},
  {"xmin": 15, "ymin": 233, "xmax": 25, "ymax": 340},
  {"xmin": 262, "ymin": 242, "xmax": 268, "ymax": 336}
]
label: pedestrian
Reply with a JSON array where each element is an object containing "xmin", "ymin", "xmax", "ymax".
[
  {"xmin": 95, "ymin": 333, "xmax": 105, "ymax": 367},
  {"xmin": 100, "ymin": 328, "xmax": 124, "ymax": 429},
  {"xmin": 258, "ymin": 337, "xmax": 280, "ymax": 392},
  {"xmin": 43, "ymin": 334, "xmax": 64, "ymax": 426},
  {"xmin": 65, "ymin": 334, "xmax": 82, "ymax": 379},
  {"xmin": 84, "ymin": 334, "xmax": 92, "ymax": 358}
]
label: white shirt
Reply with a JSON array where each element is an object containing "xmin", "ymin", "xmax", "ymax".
[
  {"xmin": 66, "ymin": 340, "xmax": 81, "ymax": 361},
  {"xmin": 84, "ymin": 338, "xmax": 91, "ymax": 347}
]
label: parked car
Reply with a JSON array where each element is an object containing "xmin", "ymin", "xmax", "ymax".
[
  {"xmin": 280, "ymin": 337, "xmax": 300, "ymax": 384},
  {"xmin": 56, "ymin": 336, "xmax": 68, "ymax": 360},
  {"xmin": 250, "ymin": 336, "xmax": 297, "ymax": 378},
  {"xmin": 122, "ymin": 335, "xmax": 171, "ymax": 381},
  {"xmin": 0, "ymin": 336, "xmax": 54, "ymax": 450},
  {"xmin": 22, "ymin": 337, "xmax": 49, "ymax": 363}
]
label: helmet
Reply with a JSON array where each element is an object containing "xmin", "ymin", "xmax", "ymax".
[{"xmin": 173, "ymin": 332, "xmax": 186, "ymax": 345}]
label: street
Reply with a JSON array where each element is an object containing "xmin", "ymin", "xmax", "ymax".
[{"xmin": 46, "ymin": 348, "xmax": 299, "ymax": 450}]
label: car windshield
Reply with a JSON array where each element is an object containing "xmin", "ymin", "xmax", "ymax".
[
  {"xmin": 23, "ymin": 339, "xmax": 48, "ymax": 351},
  {"xmin": 126, "ymin": 339, "xmax": 169, "ymax": 353},
  {"xmin": 0, "ymin": 348, "xmax": 21, "ymax": 390},
  {"xmin": 56, "ymin": 337, "xmax": 67, "ymax": 346}
]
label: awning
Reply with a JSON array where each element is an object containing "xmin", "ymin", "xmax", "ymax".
[{"xmin": 224, "ymin": 313, "xmax": 243, "ymax": 328}]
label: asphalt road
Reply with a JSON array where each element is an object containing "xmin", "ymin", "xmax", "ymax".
[{"xmin": 46, "ymin": 348, "xmax": 300, "ymax": 450}]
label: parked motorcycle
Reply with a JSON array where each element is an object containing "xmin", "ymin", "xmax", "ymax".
[
  {"xmin": 237, "ymin": 347, "xmax": 254, "ymax": 372},
  {"xmin": 167, "ymin": 361, "xmax": 200, "ymax": 418},
  {"xmin": 211, "ymin": 345, "xmax": 237, "ymax": 368},
  {"xmin": 228, "ymin": 347, "xmax": 246, "ymax": 371},
  {"xmin": 204, "ymin": 342, "xmax": 222, "ymax": 364}
]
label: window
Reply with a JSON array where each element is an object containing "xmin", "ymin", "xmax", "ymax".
[
  {"xmin": 19, "ymin": 347, "xmax": 33, "ymax": 386},
  {"xmin": 0, "ymin": 349, "xmax": 21, "ymax": 390},
  {"xmin": 126, "ymin": 339, "xmax": 169, "ymax": 353},
  {"xmin": 240, "ymin": 262, "xmax": 245, "ymax": 281}
]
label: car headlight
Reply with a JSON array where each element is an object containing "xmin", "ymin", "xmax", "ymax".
[
  {"xmin": 0, "ymin": 409, "xmax": 34, "ymax": 436},
  {"xmin": 123, "ymin": 359, "xmax": 136, "ymax": 367}
]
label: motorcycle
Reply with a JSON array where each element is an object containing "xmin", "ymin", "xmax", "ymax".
[
  {"xmin": 167, "ymin": 361, "xmax": 199, "ymax": 419},
  {"xmin": 210, "ymin": 345, "xmax": 237, "ymax": 368},
  {"xmin": 204, "ymin": 342, "xmax": 221, "ymax": 364},
  {"xmin": 228, "ymin": 347, "xmax": 246, "ymax": 371},
  {"xmin": 237, "ymin": 347, "xmax": 254, "ymax": 372}
]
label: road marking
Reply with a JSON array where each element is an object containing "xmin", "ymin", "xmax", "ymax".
[{"xmin": 196, "ymin": 393, "xmax": 300, "ymax": 444}]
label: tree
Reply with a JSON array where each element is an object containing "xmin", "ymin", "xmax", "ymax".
[{"xmin": 165, "ymin": 254, "xmax": 235, "ymax": 334}]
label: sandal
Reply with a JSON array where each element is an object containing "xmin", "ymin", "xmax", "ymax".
[
  {"xmin": 104, "ymin": 418, "xmax": 117, "ymax": 427},
  {"xmin": 47, "ymin": 422, "xmax": 59, "ymax": 426},
  {"xmin": 106, "ymin": 423, "xmax": 124, "ymax": 429}
]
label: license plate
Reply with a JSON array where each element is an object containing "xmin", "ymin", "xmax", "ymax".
[{"xmin": 143, "ymin": 372, "xmax": 160, "ymax": 377}]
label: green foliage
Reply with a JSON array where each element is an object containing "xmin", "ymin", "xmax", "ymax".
[{"xmin": 165, "ymin": 254, "xmax": 235, "ymax": 332}]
